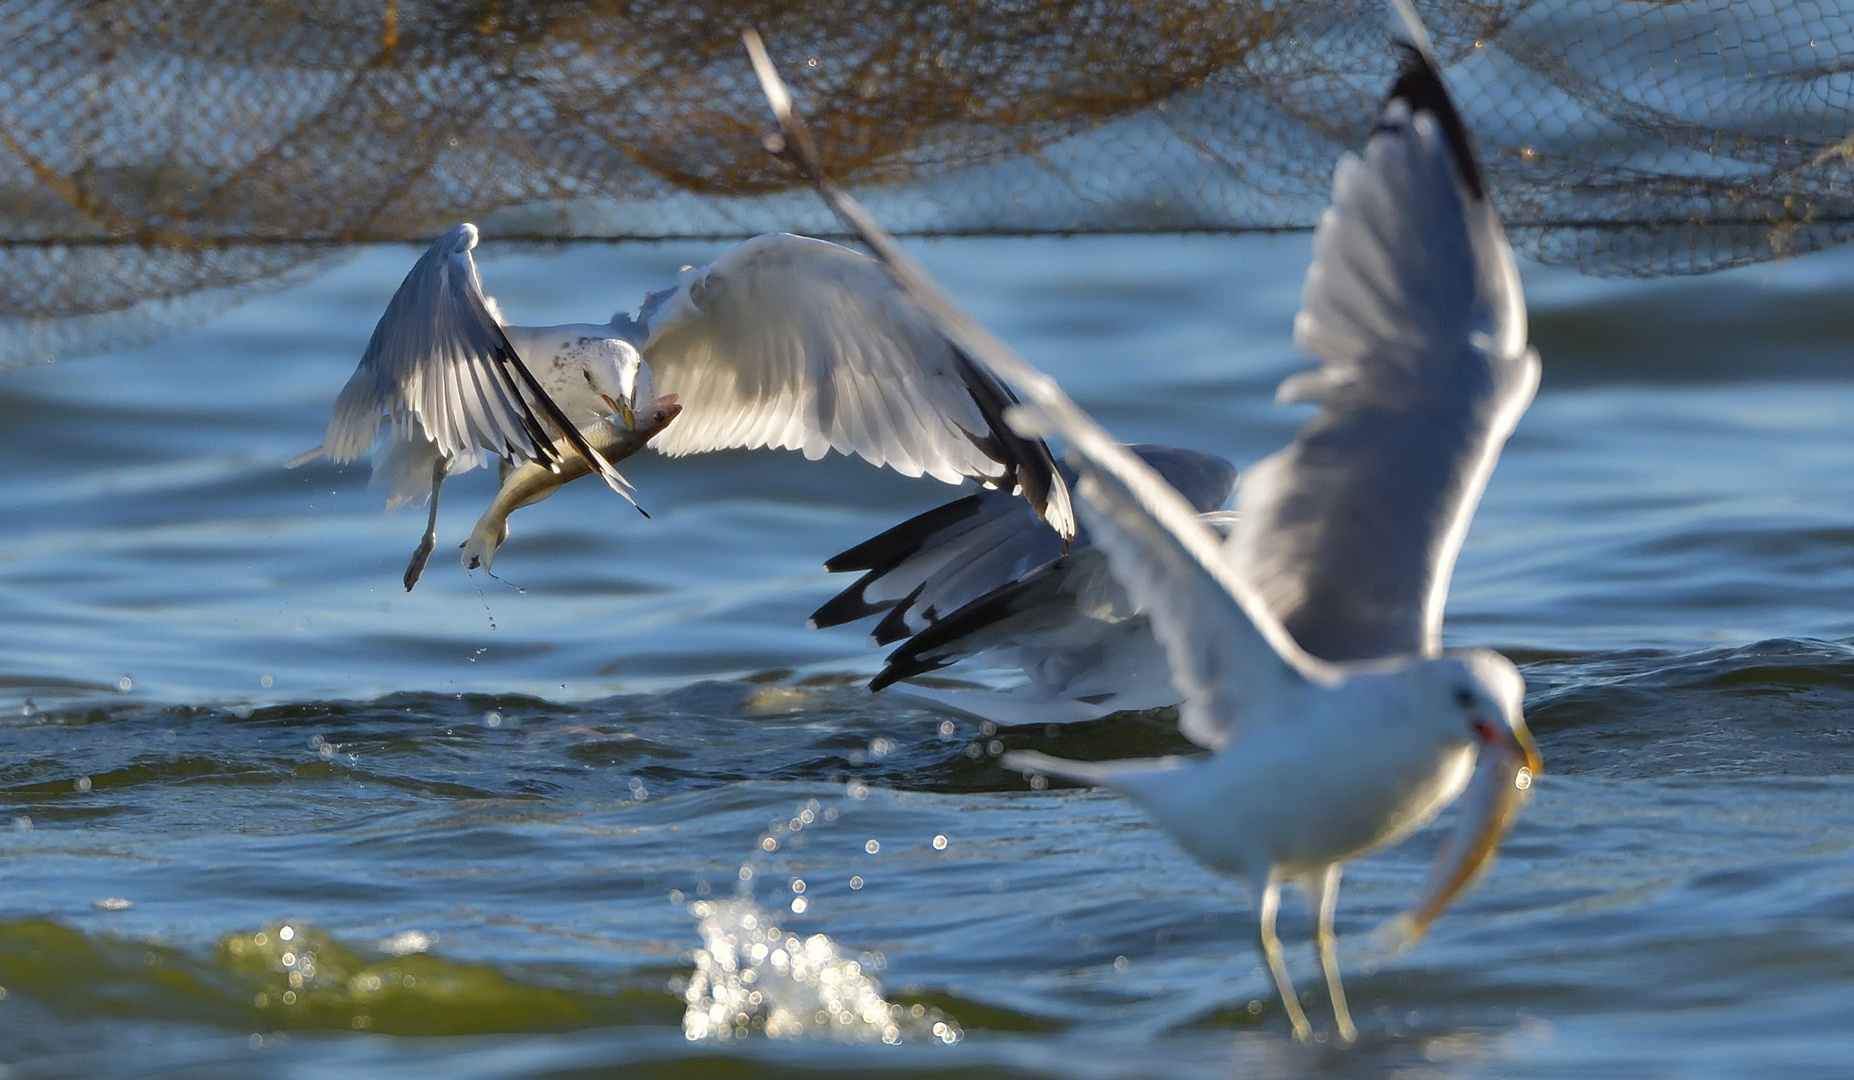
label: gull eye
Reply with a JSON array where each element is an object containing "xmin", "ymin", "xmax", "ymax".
[{"xmin": 1453, "ymin": 687, "xmax": 1475, "ymax": 710}]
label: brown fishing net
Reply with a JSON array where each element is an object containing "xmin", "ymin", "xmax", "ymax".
[{"xmin": 4, "ymin": 0, "xmax": 1850, "ymax": 365}]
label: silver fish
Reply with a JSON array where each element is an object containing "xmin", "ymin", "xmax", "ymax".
[
  {"xmin": 423, "ymin": 396, "xmax": 682, "ymax": 585},
  {"xmin": 1381, "ymin": 737, "xmax": 1538, "ymax": 948}
]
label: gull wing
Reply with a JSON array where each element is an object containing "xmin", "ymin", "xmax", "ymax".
[
  {"xmin": 637, "ymin": 232, "xmax": 1073, "ymax": 538},
  {"xmin": 842, "ymin": 447, "xmax": 1235, "ymax": 695},
  {"xmin": 812, "ymin": 445, "xmax": 1230, "ymax": 645},
  {"xmin": 1229, "ymin": 39, "xmax": 1539, "ymax": 663},
  {"xmin": 318, "ymin": 223, "xmax": 633, "ymax": 496},
  {"xmin": 1028, "ymin": 411, "xmax": 1327, "ymax": 749},
  {"xmin": 743, "ymin": 33, "xmax": 1319, "ymax": 750}
]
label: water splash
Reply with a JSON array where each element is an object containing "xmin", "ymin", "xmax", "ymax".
[
  {"xmin": 682, "ymin": 894, "xmax": 958, "ymax": 1044},
  {"xmin": 681, "ymin": 793, "xmax": 961, "ymax": 1045}
]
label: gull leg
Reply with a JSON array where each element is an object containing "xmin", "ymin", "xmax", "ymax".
[
  {"xmin": 403, "ymin": 456, "xmax": 448, "ymax": 592},
  {"xmin": 1256, "ymin": 873, "xmax": 1311, "ymax": 1042},
  {"xmin": 1308, "ymin": 863, "xmax": 1357, "ymax": 1043},
  {"xmin": 494, "ymin": 457, "xmax": 512, "ymax": 548}
]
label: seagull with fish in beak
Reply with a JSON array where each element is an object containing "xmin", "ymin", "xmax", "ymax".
[
  {"xmin": 744, "ymin": 0, "xmax": 1542, "ymax": 1043},
  {"xmin": 290, "ymin": 224, "xmax": 1074, "ymax": 591}
]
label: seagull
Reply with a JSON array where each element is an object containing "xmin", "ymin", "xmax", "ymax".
[
  {"xmin": 811, "ymin": 445, "xmax": 1238, "ymax": 725},
  {"xmin": 289, "ymin": 225, "xmax": 1074, "ymax": 589},
  {"xmin": 746, "ymin": 0, "xmax": 1543, "ymax": 1044}
]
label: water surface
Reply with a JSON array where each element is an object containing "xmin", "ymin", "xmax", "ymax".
[{"xmin": 2, "ymin": 235, "xmax": 1852, "ymax": 1077}]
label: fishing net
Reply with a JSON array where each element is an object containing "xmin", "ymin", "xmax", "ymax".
[{"xmin": 3, "ymin": 0, "xmax": 1850, "ymax": 365}]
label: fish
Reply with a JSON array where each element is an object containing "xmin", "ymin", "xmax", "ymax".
[
  {"xmin": 1380, "ymin": 744, "xmax": 1534, "ymax": 948},
  {"xmin": 450, "ymin": 395, "xmax": 682, "ymax": 580}
]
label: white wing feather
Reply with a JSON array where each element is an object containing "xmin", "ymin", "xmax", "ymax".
[
  {"xmin": 639, "ymin": 234, "xmax": 1012, "ymax": 486},
  {"xmin": 1230, "ymin": 79, "xmax": 1538, "ymax": 663}
]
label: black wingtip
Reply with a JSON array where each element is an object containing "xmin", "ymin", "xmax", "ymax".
[
  {"xmin": 948, "ymin": 345, "xmax": 1073, "ymax": 541},
  {"xmin": 822, "ymin": 494, "xmax": 984, "ymax": 574},
  {"xmin": 1384, "ymin": 41, "xmax": 1487, "ymax": 203},
  {"xmin": 809, "ymin": 571, "xmax": 890, "ymax": 630},
  {"xmin": 871, "ymin": 588, "xmax": 926, "ymax": 646}
]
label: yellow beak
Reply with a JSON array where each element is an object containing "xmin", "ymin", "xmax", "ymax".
[{"xmin": 601, "ymin": 394, "xmax": 636, "ymax": 429}]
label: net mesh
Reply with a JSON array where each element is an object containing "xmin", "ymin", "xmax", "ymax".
[{"xmin": 3, "ymin": 0, "xmax": 1851, "ymax": 364}]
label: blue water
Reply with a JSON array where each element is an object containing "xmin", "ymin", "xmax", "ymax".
[{"xmin": 2, "ymin": 234, "xmax": 1853, "ymax": 1077}]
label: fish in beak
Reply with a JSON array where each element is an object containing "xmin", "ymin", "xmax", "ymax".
[{"xmin": 1382, "ymin": 720, "xmax": 1540, "ymax": 946}]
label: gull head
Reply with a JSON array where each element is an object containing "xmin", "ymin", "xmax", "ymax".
[
  {"xmin": 584, "ymin": 341, "xmax": 655, "ymax": 429},
  {"xmin": 1418, "ymin": 648, "xmax": 1540, "ymax": 778}
]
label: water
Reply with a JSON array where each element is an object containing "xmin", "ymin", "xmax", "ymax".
[{"xmin": 2, "ymin": 234, "xmax": 1853, "ymax": 1078}]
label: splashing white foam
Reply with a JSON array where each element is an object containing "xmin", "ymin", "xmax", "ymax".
[
  {"xmin": 682, "ymin": 792, "xmax": 962, "ymax": 1045},
  {"xmin": 684, "ymin": 894, "xmax": 960, "ymax": 1043}
]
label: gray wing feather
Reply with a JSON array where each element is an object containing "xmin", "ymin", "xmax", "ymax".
[
  {"xmin": 1009, "ymin": 400, "xmax": 1325, "ymax": 750},
  {"xmin": 1230, "ymin": 73, "xmax": 1539, "ymax": 663},
  {"xmin": 324, "ymin": 224, "xmax": 547, "ymax": 465}
]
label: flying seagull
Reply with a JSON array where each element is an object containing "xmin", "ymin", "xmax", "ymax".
[
  {"xmin": 811, "ymin": 445, "xmax": 1237, "ymax": 725},
  {"xmin": 746, "ymin": 0, "xmax": 1542, "ymax": 1044},
  {"xmin": 289, "ymin": 226, "xmax": 1073, "ymax": 589}
]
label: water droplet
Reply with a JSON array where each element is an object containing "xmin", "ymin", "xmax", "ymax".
[
  {"xmin": 978, "ymin": 721, "xmax": 997, "ymax": 736},
  {"xmin": 864, "ymin": 839, "xmax": 880, "ymax": 854},
  {"xmin": 790, "ymin": 897, "xmax": 808, "ymax": 914},
  {"xmin": 987, "ymin": 739, "xmax": 1004, "ymax": 756},
  {"xmin": 484, "ymin": 710, "xmax": 503, "ymax": 728},
  {"xmin": 73, "ymin": 776, "xmax": 91, "ymax": 793},
  {"xmin": 739, "ymin": 866, "xmax": 753, "ymax": 881},
  {"xmin": 1113, "ymin": 955, "xmax": 1129, "ymax": 971},
  {"xmin": 94, "ymin": 897, "xmax": 131, "ymax": 911},
  {"xmin": 20, "ymin": 699, "xmax": 35, "ymax": 718},
  {"xmin": 931, "ymin": 835, "xmax": 947, "ymax": 851},
  {"xmin": 760, "ymin": 836, "xmax": 779, "ymax": 852},
  {"xmin": 1515, "ymin": 768, "xmax": 1533, "ymax": 791},
  {"xmin": 279, "ymin": 925, "xmax": 295, "ymax": 942},
  {"xmin": 790, "ymin": 879, "xmax": 806, "ymax": 894},
  {"xmin": 669, "ymin": 889, "xmax": 685, "ymax": 904},
  {"xmin": 845, "ymin": 780, "xmax": 869, "ymax": 800},
  {"xmin": 116, "ymin": 676, "xmax": 133, "ymax": 692},
  {"xmin": 260, "ymin": 674, "xmax": 274, "ymax": 689},
  {"xmin": 849, "ymin": 876, "xmax": 863, "ymax": 890},
  {"xmin": 938, "ymin": 720, "xmax": 956, "ymax": 736}
]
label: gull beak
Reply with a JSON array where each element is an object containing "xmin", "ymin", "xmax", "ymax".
[
  {"xmin": 1509, "ymin": 717, "xmax": 1543, "ymax": 780},
  {"xmin": 600, "ymin": 393, "xmax": 637, "ymax": 430}
]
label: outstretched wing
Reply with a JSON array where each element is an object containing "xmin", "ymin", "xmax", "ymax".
[
  {"xmin": 743, "ymin": 36, "xmax": 1320, "ymax": 750},
  {"xmin": 638, "ymin": 232, "xmax": 1073, "ymax": 538},
  {"xmin": 822, "ymin": 446, "xmax": 1235, "ymax": 700},
  {"xmin": 1229, "ymin": 36, "xmax": 1539, "ymax": 663},
  {"xmin": 316, "ymin": 223, "xmax": 633, "ymax": 496}
]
